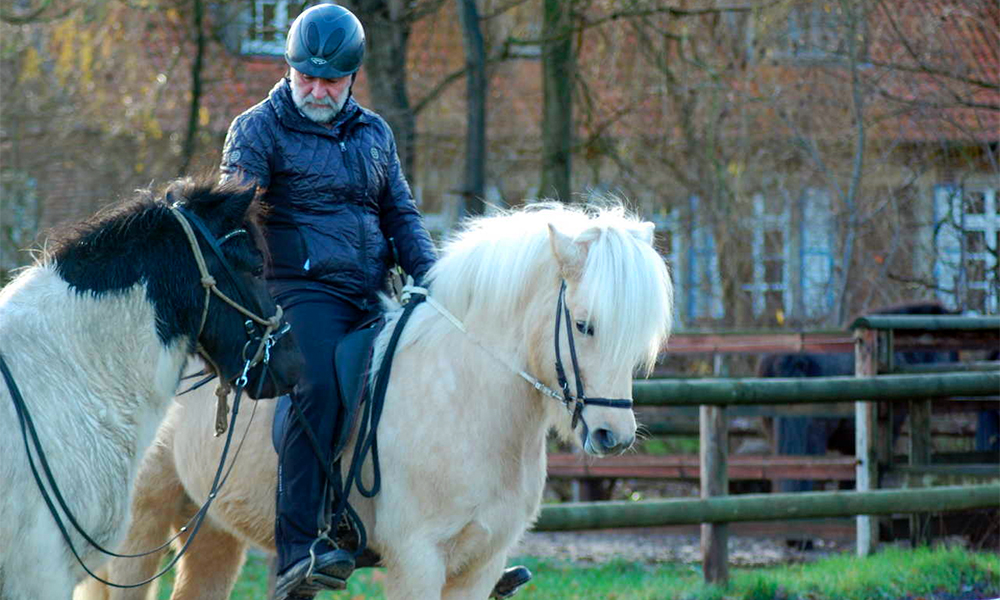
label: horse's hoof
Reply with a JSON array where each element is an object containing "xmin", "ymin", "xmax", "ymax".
[
  {"xmin": 274, "ymin": 550, "xmax": 354, "ymax": 600},
  {"xmin": 491, "ymin": 565, "xmax": 533, "ymax": 598}
]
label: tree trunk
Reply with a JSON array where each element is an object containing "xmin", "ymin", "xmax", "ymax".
[
  {"xmin": 345, "ymin": 0, "xmax": 418, "ymax": 183},
  {"xmin": 540, "ymin": 0, "xmax": 573, "ymax": 201},
  {"xmin": 456, "ymin": 0, "xmax": 487, "ymax": 215},
  {"xmin": 179, "ymin": 0, "xmax": 204, "ymax": 176}
]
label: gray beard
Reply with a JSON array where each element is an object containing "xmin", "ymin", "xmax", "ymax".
[{"xmin": 291, "ymin": 85, "xmax": 349, "ymax": 124}]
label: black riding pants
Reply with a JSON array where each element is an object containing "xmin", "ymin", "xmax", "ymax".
[{"xmin": 272, "ymin": 287, "xmax": 364, "ymax": 573}]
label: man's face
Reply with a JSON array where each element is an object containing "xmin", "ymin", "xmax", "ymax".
[{"xmin": 289, "ymin": 68, "xmax": 352, "ymax": 123}]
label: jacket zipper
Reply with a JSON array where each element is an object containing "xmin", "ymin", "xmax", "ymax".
[{"xmin": 341, "ymin": 140, "xmax": 369, "ymax": 310}]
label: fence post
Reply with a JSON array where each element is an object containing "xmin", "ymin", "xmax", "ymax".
[
  {"xmin": 700, "ymin": 404, "xmax": 729, "ymax": 584},
  {"xmin": 909, "ymin": 398, "xmax": 933, "ymax": 546},
  {"xmin": 855, "ymin": 327, "xmax": 879, "ymax": 556}
]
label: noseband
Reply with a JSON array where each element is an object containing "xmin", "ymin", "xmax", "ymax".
[
  {"xmin": 552, "ymin": 280, "xmax": 633, "ymax": 430},
  {"xmin": 170, "ymin": 206, "xmax": 289, "ymax": 391}
]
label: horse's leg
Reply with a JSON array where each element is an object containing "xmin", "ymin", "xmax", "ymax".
[
  {"xmin": 441, "ymin": 555, "xmax": 508, "ymax": 600},
  {"xmin": 100, "ymin": 435, "xmax": 188, "ymax": 600},
  {"xmin": 167, "ymin": 521, "xmax": 247, "ymax": 600},
  {"xmin": 381, "ymin": 539, "xmax": 448, "ymax": 600}
]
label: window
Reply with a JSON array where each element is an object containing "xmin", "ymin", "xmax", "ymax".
[
  {"xmin": 934, "ymin": 185, "xmax": 999, "ymax": 314},
  {"xmin": 685, "ymin": 196, "xmax": 725, "ymax": 323},
  {"xmin": 650, "ymin": 207, "xmax": 683, "ymax": 327},
  {"xmin": 800, "ymin": 187, "xmax": 836, "ymax": 319},
  {"xmin": 241, "ymin": 0, "xmax": 299, "ymax": 56},
  {"xmin": 776, "ymin": 3, "xmax": 848, "ymax": 60},
  {"xmin": 742, "ymin": 193, "xmax": 793, "ymax": 319}
]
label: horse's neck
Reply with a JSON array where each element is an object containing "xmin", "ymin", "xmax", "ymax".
[{"xmin": 6, "ymin": 267, "xmax": 189, "ymax": 419}]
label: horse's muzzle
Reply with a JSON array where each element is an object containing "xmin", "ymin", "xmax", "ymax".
[{"xmin": 584, "ymin": 427, "xmax": 634, "ymax": 456}]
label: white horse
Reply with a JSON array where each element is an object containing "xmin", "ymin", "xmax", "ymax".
[
  {"xmin": 0, "ymin": 178, "xmax": 303, "ymax": 600},
  {"xmin": 82, "ymin": 202, "xmax": 673, "ymax": 600}
]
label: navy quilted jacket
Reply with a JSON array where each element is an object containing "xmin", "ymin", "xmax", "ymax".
[{"xmin": 220, "ymin": 78, "xmax": 436, "ymax": 308}]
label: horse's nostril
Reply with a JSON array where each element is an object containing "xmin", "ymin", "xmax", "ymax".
[{"xmin": 595, "ymin": 428, "xmax": 617, "ymax": 451}]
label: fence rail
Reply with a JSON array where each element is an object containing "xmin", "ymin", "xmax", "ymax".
[
  {"xmin": 632, "ymin": 371, "xmax": 999, "ymax": 406},
  {"xmin": 535, "ymin": 484, "xmax": 1000, "ymax": 531}
]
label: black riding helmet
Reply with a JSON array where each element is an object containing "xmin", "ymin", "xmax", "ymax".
[{"xmin": 285, "ymin": 3, "xmax": 365, "ymax": 80}]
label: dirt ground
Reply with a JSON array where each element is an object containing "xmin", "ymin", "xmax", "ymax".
[{"xmin": 512, "ymin": 529, "xmax": 849, "ymax": 567}]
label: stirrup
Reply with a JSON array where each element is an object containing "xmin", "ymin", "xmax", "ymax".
[{"xmin": 273, "ymin": 549, "xmax": 354, "ymax": 600}]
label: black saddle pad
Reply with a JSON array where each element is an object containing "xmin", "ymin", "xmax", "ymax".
[{"xmin": 271, "ymin": 315, "xmax": 384, "ymax": 454}]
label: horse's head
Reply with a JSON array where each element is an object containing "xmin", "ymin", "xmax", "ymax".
[
  {"xmin": 529, "ymin": 208, "xmax": 673, "ymax": 456},
  {"xmin": 167, "ymin": 179, "xmax": 303, "ymax": 399}
]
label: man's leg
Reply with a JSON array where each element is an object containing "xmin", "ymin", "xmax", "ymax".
[{"xmin": 272, "ymin": 290, "xmax": 362, "ymax": 597}]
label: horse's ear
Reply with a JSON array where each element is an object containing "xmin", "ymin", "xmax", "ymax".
[
  {"xmin": 549, "ymin": 223, "xmax": 599, "ymax": 277},
  {"xmin": 632, "ymin": 222, "xmax": 655, "ymax": 246},
  {"xmin": 219, "ymin": 181, "xmax": 259, "ymax": 222}
]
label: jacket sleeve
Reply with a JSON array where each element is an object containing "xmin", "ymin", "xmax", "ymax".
[
  {"xmin": 220, "ymin": 110, "xmax": 274, "ymax": 188},
  {"xmin": 378, "ymin": 127, "xmax": 437, "ymax": 281}
]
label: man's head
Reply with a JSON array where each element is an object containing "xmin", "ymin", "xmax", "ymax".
[{"xmin": 284, "ymin": 4, "xmax": 365, "ymax": 123}]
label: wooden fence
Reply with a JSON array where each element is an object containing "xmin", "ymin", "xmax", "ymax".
[{"xmin": 534, "ymin": 315, "xmax": 1000, "ymax": 584}]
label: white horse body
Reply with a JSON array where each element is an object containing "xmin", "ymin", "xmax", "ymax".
[
  {"xmin": 0, "ymin": 267, "xmax": 188, "ymax": 598},
  {"xmin": 88, "ymin": 203, "xmax": 674, "ymax": 600}
]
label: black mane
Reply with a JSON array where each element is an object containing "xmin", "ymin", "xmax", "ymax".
[{"xmin": 48, "ymin": 177, "xmax": 263, "ymax": 347}]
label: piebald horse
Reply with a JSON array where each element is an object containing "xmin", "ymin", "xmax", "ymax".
[{"xmin": 0, "ymin": 178, "xmax": 303, "ymax": 600}]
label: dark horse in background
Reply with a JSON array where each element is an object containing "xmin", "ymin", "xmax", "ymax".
[
  {"xmin": 758, "ymin": 302, "xmax": 1000, "ymax": 548},
  {"xmin": 757, "ymin": 302, "xmax": 996, "ymax": 494}
]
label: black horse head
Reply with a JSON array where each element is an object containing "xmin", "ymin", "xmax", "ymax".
[{"xmin": 50, "ymin": 176, "xmax": 303, "ymax": 399}]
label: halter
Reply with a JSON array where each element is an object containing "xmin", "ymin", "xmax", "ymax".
[
  {"xmin": 408, "ymin": 279, "xmax": 633, "ymax": 433},
  {"xmin": 170, "ymin": 206, "xmax": 291, "ymax": 433}
]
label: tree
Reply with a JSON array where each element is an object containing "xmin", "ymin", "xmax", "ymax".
[
  {"xmin": 540, "ymin": 0, "xmax": 574, "ymax": 201},
  {"xmin": 456, "ymin": 0, "xmax": 488, "ymax": 215}
]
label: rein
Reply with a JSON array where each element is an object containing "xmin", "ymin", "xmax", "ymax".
[
  {"xmin": 411, "ymin": 279, "xmax": 633, "ymax": 429},
  {"xmin": 0, "ymin": 206, "xmax": 288, "ymax": 588}
]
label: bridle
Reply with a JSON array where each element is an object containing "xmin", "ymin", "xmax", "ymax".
[
  {"xmin": 408, "ymin": 279, "xmax": 633, "ymax": 434},
  {"xmin": 551, "ymin": 280, "xmax": 633, "ymax": 430},
  {"xmin": 0, "ymin": 204, "xmax": 292, "ymax": 589}
]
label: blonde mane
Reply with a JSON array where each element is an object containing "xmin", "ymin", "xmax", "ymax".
[{"xmin": 423, "ymin": 201, "xmax": 673, "ymax": 374}]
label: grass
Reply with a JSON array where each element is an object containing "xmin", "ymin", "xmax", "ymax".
[{"xmin": 155, "ymin": 544, "xmax": 999, "ymax": 600}]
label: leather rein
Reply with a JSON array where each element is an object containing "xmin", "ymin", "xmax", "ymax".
[
  {"xmin": 0, "ymin": 205, "xmax": 289, "ymax": 589},
  {"xmin": 414, "ymin": 279, "xmax": 634, "ymax": 433}
]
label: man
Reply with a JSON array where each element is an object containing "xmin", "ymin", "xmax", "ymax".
[{"xmin": 220, "ymin": 4, "xmax": 529, "ymax": 599}]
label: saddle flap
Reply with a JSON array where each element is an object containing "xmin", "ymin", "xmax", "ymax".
[{"xmin": 270, "ymin": 316, "xmax": 383, "ymax": 455}]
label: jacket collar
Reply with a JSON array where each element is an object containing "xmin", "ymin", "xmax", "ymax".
[{"xmin": 269, "ymin": 78, "xmax": 365, "ymax": 138}]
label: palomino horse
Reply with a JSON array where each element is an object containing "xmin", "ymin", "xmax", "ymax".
[
  {"xmin": 84, "ymin": 202, "xmax": 674, "ymax": 600},
  {"xmin": 0, "ymin": 178, "xmax": 303, "ymax": 600}
]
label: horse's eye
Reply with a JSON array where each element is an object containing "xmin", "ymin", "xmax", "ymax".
[
  {"xmin": 251, "ymin": 264, "xmax": 264, "ymax": 278},
  {"xmin": 575, "ymin": 320, "xmax": 594, "ymax": 336}
]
